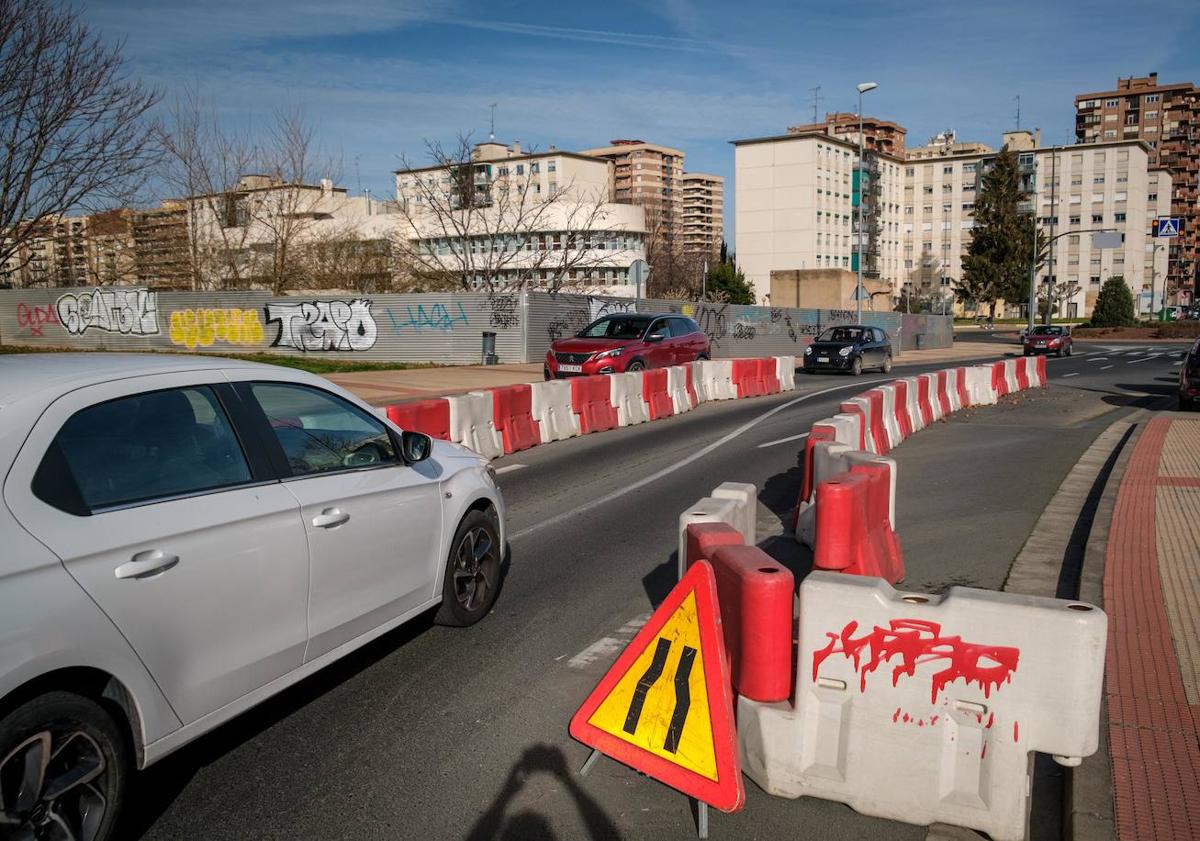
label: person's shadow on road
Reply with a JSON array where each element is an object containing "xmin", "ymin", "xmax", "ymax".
[{"xmin": 464, "ymin": 745, "xmax": 621, "ymax": 841}]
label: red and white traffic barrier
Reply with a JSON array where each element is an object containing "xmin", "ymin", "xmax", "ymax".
[
  {"xmin": 641, "ymin": 368, "xmax": 674, "ymax": 421},
  {"xmin": 776, "ymin": 355, "xmax": 797, "ymax": 392},
  {"xmin": 666, "ymin": 365, "xmax": 694, "ymax": 414},
  {"xmin": 813, "ymin": 460, "xmax": 904, "ymax": 583},
  {"xmin": 385, "ymin": 398, "xmax": 451, "ymax": 441},
  {"xmin": 447, "ymin": 391, "xmax": 504, "ymax": 459},
  {"xmin": 529, "ymin": 379, "xmax": 580, "ymax": 443},
  {"xmin": 677, "ymin": 481, "xmax": 758, "ymax": 578},
  {"xmin": 610, "ymin": 370, "xmax": 650, "ymax": 426}
]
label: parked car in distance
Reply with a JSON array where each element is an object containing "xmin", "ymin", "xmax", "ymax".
[
  {"xmin": 0, "ymin": 353, "xmax": 505, "ymax": 841},
  {"xmin": 802, "ymin": 325, "xmax": 893, "ymax": 376},
  {"xmin": 544, "ymin": 313, "xmax": 710, "ymax": 379},
  {"xmin": 1023, "ymin": 325, "xmax": 1073, "ymax": 357},
  {"xmin": 1179, "ymin": 338, "xmax": 1200, "ymax": 410}
]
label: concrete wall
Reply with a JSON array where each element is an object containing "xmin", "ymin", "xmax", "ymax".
[{"xmin": 0, "ymin": 286, "xmax": 953, "ymax": 364}]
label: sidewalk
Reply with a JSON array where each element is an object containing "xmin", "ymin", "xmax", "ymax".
[
  {"xmin": 1103, "ymin": 413, "xmax": 1200, "ymax": 841},
  {"xmin": 328, "ymin": 341, "xmax": 1013, "ymax": 406}
]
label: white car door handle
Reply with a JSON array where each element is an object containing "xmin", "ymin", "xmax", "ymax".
[
  {"xmin": 311, "ymin": 508, "xmax": 350, "ymax": 529},
  {"xmin": 115, "ymin": 550, "xmax": 180, "ymax": 580}
]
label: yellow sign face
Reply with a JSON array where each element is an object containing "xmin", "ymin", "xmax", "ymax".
[{"xmin": 586, "ymin": 592, "xmax": 717, "ymax": 780}]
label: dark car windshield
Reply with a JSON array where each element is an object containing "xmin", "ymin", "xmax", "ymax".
[
  {"xmin": 1030, "ymin": 326, "xmax": 1065, "ymax": 336},
  {"xmin": 816, "ymin": 326, "xmax": 865, "ymax": 343},
  {"xmin": 577, "ymin": 315, "xmax": 651, "ymax": 339}
]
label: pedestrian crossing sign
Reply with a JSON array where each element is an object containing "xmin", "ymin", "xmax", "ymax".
[
  {"xmin": 569, "ymin": 560, "xmax": 744, "ymax": 812},
  {"xmin": 1155, "ymin": 217, "xmax": 1181, "ymax": 238}
]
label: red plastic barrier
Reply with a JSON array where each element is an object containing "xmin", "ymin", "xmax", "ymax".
[
  {"xmin": 490, "ymin": 384, "xmax": 540, "ymax": 454},
  {"xmin": 732, "ymin": 358, "xmax": 765, "ymax": 398},
  {"xmin": 759, "ymin": 358, "xmax": 781, "ymax": 395},
  {"xmin": 838, "ymin": 401, "xmax": 869, "ymax": 450},
  {"xmin": 955, "ymin": 367, "xmax": 971, "ymax": 408},
  {"xmin": 864, "ymin": 390, "xmax": 890, "ymax": 454},
  {"xmin": 1014, "ymin": 359, "xmax": 1030, "ymax": 391},
  {"xmin": 915, "ymin": 375, "xmax": 934, "ymax": 426},
  {"xmin": 684, "ymin": 364, "xmax": 699, "ymax": 407},
  {"xmin": 570, "ymin": 376, "xmax": 619, "ymax": 434},
  {"xmin": 684, "ymin": 523, "xmax": 793, "ymax": 703},
  {"xmin": 891, "ymin": 380, "xmax": 914, "ymax": 439},
  {"xmin": 641, "ymin": 368, "xmax": 674, "ymax": 420},
  {"xmin": 1036, "ymin": 355, "xmax": 1047, "ymax": 387},
  {"xmin": 385, "ymin": 399, "xmax": 451, "ymax": 440},
  {"xmin": 992, "ymin": 361, "xmax": 1010, "ymax": 398},
  {"xmin": 813, "ymin": 462, "xmax": 905, "ymax": 584},
  {"xmin": 794, "ymin": 424, "xmax": 838, "ymax": 531},
  {"xmin": 934, "ymin": 370, "xmax": 953, "ymax": 417}
]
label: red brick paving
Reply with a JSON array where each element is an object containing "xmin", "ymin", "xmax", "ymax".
[{"xmin": 1103, "ymin": 417, "xmax": 1200, "ymax": 840}]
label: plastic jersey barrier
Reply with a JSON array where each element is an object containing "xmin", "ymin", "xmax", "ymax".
[
  {"xmin": 795, "ymin": 426, "xmax": 839, "ymax": 535},
  {"xmin": 890, "ymin": 379, "xmax": 914, "ymax": 439},
  {"xmin": 841, "ymin": 397, "xmax": 877, "ymax": 454},
  {"xmin": 684, "ymin": 363, "xmax": 702, "ymax": 407},
  {"xmin": 570, "ymin": 375, "xmax": 619, "ymax": 434},
  {"xmin": 915, "ymin": 375, "xmax": 935, "ymax": 426},
  {"xmin": 812, "ymin": 462, "xmax": 904, "ymax": 583},
  {"xmin": 385, "ymin": 399, "xmax": 451, "ymax": 441},
  {"xmin": 447, "ymin": 391, "xmax": 504, "ymax": 459},
  {"xmin": 682, "ymin": 522, "xmax": 794, "ymax": 704},
  {"xmin": 677, "ymin": 482, "xmax": 758, "ymax": 579},
  {"xmin": 863, "ymin": 390, "xmax": 890, "ymax": 455},
  {"xmin": 610, "ymin": 371, "xmax": 650, "ymax": 427},
  {"xmin": 968, "ymin": 366, "xmax": 998, "ymax": 406},
  {"xmin": 666, "ymin": 365, "xmax": 694, "ymax": 414},
  {"xmin": 759, "ymin": 357, "xmax": 781, "ymax": 395},
  {"xmin": 797, "ymin": 441, "xmax": 897, "ymax": 546},
  {"xmin": 900, "ymin": 377, "xmax": 926, "ymax": 433},
  {"xmin": 732, "ymin": 358, "xmax": 765, "ymax": 398},
  {"xmin": 837, "ymin": 401, "xmax": 869, "ymax": 451},
  {"xmin": 698, "ymin": 359, "xmax": 737, "ymax": 401},
  {"xmin": 490, "ymin": 384, "xmax": 541, "ymax": 454},
  {"xmin": 775, "ymin": 356, "xmax": 797, "ymax": 392},
  {"xmin": 1013, "ymin": 358, "xmax": 1031, "ymax": 392},
  {"xmin": 736, "ymin": 572, "xmax": 1108, "ymax": 841},
  {"xmin": 934, "ymin": 370, "xmax": 954, "ymax": 417},
  {"xmin": 954, "ymin": 367, "xmax": 971, "ymax": 409},
  {"xmin": 876, "ymin": 385, "xmax": 903, "ymax": 450},
  {"xmin": 1004, "ymin": 359, "xmax": 1021, "ymax": 393},
  {"xmin": 1035, "ymin": 355, "xmax": 1047, "ymax": 387},
  {"xmin": 529, "ymin": 380, "xmax": 581, "ymax": 444},
  {"xmin": 642, "ymin": 368, "xmax": 675, "ymax": 421},
  {"xmin": 991, "ymin": 361, "xmax": 1010, "ymax": 398}
]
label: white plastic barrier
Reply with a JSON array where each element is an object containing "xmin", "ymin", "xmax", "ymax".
[
  {"xmin": 737, "ymin": 572, "xmax": 1107, "ymax": 841},
  {"xmin": 967, "ymin": 365, "xmax": 998, "ymax": 406},
  {"xmin": 529, "ymin": 379, "xmax": 581, "ymax": 443},
  {"xmin": 877, "ymin": 384, "xmax": 903, "ymax": 449},
  {"xmin": 666, "ymin": 365, "xmax": 693, "ymax": 415},
  {"xmin": 944, "ymin": 368, "xmax": 963, "ymax": 413},
  {"xmin": 1022, "ymin": 356, "xmax": 1044, "ymax": 388},
  {"xmin": 447, "ymin": 391, "xmax": 504, "ymax": 459},
  {"xmin": 677, "ymin": 482, "xmax": 757, "ymax": 578},
  {"xmin": 776, "ymin": 355, "xmax": 797, "ymax": 392},
  {"xmin": 842, "ymin": 395, "xmax": 878, "ymax": 454},
  {"xmin": 920, "ymin": 373, "xmax": 945, "ymax": 422},
  {"xmin": 697, "ymin": 359, "xmax": 737, "ymax": 401},
  {"xmin": 819, "ymin": 412, "xmax": 865, "ymax": 450},
  {"xmin": 1002, "ymin": 358, "xmax": 1020, "ymax": 394},
  {"xmin": 796, "ymin": 442, "xmax": 897, "ymax": 545},
  {"xmin": 689, "ymin": 361, "xmax": 710, "ymax": 404},
  {"xmin": 609, "ymin": 371, "xmax": 650, "ymax": 427},
  {"xmin": 899, "ymin": 376, "xmax": 926, "ymax": 433}
]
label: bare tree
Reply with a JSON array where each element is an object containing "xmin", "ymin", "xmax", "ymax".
[
  {"xmin": 295, "ymin": 222, "xmax": 396, "ymax": 293},
  {"xmin": 0, "ymin": 0, "xmax": 160, "ymax": 280},
  {"xmin": 391, "ymin": 135, "xmax": 642, "ymax": 295}
]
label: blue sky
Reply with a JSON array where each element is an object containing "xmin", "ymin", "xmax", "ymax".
[{"xmin": 84, "ymin": 0, "xmax": 1199, "ymax": 242}]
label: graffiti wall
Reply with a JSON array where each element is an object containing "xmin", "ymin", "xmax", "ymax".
[{"xmin": 0, "ymin": 287, "xmax": 952, "ymax": 364}]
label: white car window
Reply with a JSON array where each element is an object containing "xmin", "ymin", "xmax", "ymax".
[
  {"xmin": 251, "ymin": 382, "xmax": 398, "ymax": 477},
  {"xmin": 45, "ymin": 386, "xmax": 252, "ymax": 511}
]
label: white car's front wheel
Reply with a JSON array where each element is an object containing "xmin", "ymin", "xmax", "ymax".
[{"xmin": 435, "ymin": 509, "xmax": 503, "ymax": 627}]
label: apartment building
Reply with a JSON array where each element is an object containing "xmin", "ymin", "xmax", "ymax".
[
  {"xmin": 733, "ymin": 131, "xmax": 906, "ymax": 303},
  {"xmin": 787, "ymin": 112, "xmax": 908, "ymax": 157},
  {"xmin": 133, "ymin": 201, "xmax": 192, "ymax": 288},
  {"xmin": 394, "ymin": 140, "xmax": 647, "ymax": 291},
  {"xmin": 1075, "ymin": 73, "xmax": 1199, "ymax": 298},
  {"xmin": 0, "ymin": 211, "xmax": 140, "ymax": 288},
  {"xmin": 579, "ymin": 140, "xmax": 684, "ymax": 243},
  {"xmin": 681, "ymin": 172, "xmax": 724, "ymax": 260}
]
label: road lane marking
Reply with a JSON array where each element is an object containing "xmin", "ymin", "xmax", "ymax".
[
  {"xmin": 757, "ymin": 432, "xmax": 810, "ymax": 449},
  {"xmin": 1062, "ymin": 372, "xmax": 1079, "ymax": 377},
  {"xmin": 568, "ymin": 614, "xmax": 650, "ymax": 669},
  {"xmin": 494, "ymin": 463, "xmax": 527, "ymax": 474},
  {"xmin": 1101, "ymin": 365, "xmax": 1113, "ymax": 370},
  {"xmin": 1127, "ymin": 355, "xmax": 1156, "ymax": 364},
  {"xmin": 1087, "ymin": 357, "xmax": 1108, "ymax": 362},
  {"xmin": 509, "ymin": 376, "xmax": 895, "ymax": 542}
]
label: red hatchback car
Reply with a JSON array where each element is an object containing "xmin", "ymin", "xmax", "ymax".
[
  {"xmin": 1023, "ymin": 325, "xmax": 1073, "ymax": 357},
  {"xmin": 545, "ymin": 313, "xmax": 710, "ymax": 379}
]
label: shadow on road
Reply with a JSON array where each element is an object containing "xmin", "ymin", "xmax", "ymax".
[{"xmin": 463, "ymin": 745, "xmax": 621, "ymax": 841}]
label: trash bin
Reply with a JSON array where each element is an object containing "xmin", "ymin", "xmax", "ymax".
[
  {"xmin": 481, "ymin": 331, "xmax": 498, "ymax": 365},
  {"xmin": 915, "ymin": 333, "xmax": 926, "ymax": 350}
]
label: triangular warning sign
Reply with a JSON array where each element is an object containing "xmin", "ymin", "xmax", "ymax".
[{"xmin": 569, "ymin": 560, "xmax": 744, "ymax": 812}]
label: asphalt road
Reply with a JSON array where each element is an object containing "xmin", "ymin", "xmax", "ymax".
[{"xmin": 125, "ymin": 337, "xmax": 1189, "ymax": 841}]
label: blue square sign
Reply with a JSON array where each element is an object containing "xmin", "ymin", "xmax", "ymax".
[{"xmin": 1155, "ymin": 217, "xmax": 1182, "ymax": 237}]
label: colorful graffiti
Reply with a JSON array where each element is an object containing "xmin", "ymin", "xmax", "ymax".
[
  {"xmin": 56, "ymin": 288, "xmax": 158, "ymax": 336},
  {"xmin": 169, "ymin": 308, "xmax": 266, "ymax": 350},
  {"xmin": 15, "ymin": 302, "xmax": 60, "ymax": 337},
  {"xmin": 266, "ymin": 299, "xmax": 377, "ymax": 352},
  {"xmin": 385, "ymin": 301, "xmax": 470, "ymax": 332},
  {"xmin": 811, "ymin": 618, "xmax": 1020, "ymax": 705}
]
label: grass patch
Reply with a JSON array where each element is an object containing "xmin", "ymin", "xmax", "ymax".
[{"xmin": 0, "ymin": 344, "xmax": 438, "ymax": 374}]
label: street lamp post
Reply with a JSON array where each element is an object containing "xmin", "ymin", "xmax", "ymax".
[{"xmin": 855, "ymin": 81, "xmax": 877, "ymax": 324}]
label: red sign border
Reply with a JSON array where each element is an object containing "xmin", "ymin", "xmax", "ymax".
[{"xmin": 568, "ymin": 560, "xmax": 745, "ymax": 812}]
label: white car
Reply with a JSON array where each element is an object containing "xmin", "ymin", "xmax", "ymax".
[{"xmin": 0, "ymin": 354, "xmax": 505, "ymax": 841}]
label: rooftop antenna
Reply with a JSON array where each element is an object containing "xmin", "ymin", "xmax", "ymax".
[
  {"xmin": 489, "ymin": 103, "xmax": 497, "ymax": 141},
  {"xmin": 1014, "ymin": 95, "xmax": 1021, "ymax": 130},
  {"xmin": 809, "ymin": 85, "xmax": 823, "ymax": 123},
  {"xmin": 354, "ymin": 155, "xmax": 361, "ymax": 193}
]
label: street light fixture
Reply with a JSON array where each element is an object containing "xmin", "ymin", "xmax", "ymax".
[{"xmin": 855, "ymin": 82, "xmax": 878, "ymax": 324}]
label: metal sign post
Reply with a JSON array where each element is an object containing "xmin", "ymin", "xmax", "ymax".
[{"xmin": 629, "ymin": 259, "xmax": 650, "ymax": 304}]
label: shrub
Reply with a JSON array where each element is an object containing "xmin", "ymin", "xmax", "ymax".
[
  {"xmin": 1090, "ymin": 276, "xmax": 1136, "ymax": 327},
  {"xmin": 1155, "ymin": 321, "xmax": 1200, "ymax": 339}
]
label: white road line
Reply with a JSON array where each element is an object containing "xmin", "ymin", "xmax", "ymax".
[
  {"xmin": 1062, "ymin": 372, "xmax": 1079, "ymax": 378},
  {"xmin": 493, "ymin": 463, "xmax": 527, "ymax": 474},
  {"xmin": 1127, "ymin": 356, "xmax": 1155, "ymax": 364},
  {"xmin": 509, "ymin": 376, "xmax": 894, "ymax": 541},
  {"xmin": 757, "ymin": 432, "xmax": 811, "ymax": 449},
  {"xmin": 1086, "ymin": 357, "xmax": 1108, "ymax": 362},
  {"xmin": 1101, "ymin": 365, "xmax": 1113, "ymax": 370},
  {"xmin": 567, "ymin": 613, "xmax": 650, "ymax": 668}
]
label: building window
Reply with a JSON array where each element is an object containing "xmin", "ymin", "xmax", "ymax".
[
  {"xmin": 943, "ymin": 165, "xmax": 954, "ymax": 175},
  {"xmin": 1145, "ymin": 94, "xmax": 1159, "ymax": 103},
  {"xmin": 1145, "ymin": 110, "xmax": 1158, "ymax": 120},
  {"xmin": 963, "ymin": 163, "xmax": 977, "ymax": 174},
  {"xmin": 905, "ymin": 166, "xmax": 914, "ymax": 176},
  {"xmin": 1091, "ymin": 214, "xmax": 1103, "ymax": 223},
  {"xmin": 1105, "ymin": 98, "xmax": 1119, "ymax": 107},
  {"xmin": 1093, "ymin": 175, "xmax": 1105, "ymax": 184},
  {"xmin": 1115, "ymin": 212, "xmax": 1126, "ymax": 222},
  {"xmin": 1104, "ymin": 130, "xmax": 1117, "ymax": 139},
  {"xmin": 516, "ymin": 164, "xmax": 524, "ymax": 175},
  {"xmin": 1069, "ymin": 215, "xmax": 1081, "ymax": 225},
  {"xmin": 1148, "ymin": 193, "xmax": 1158, "ymax": 202},
  {"xmin": 1090, "ymin": 276, "xmax": 1101, "ymax": 285}
]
